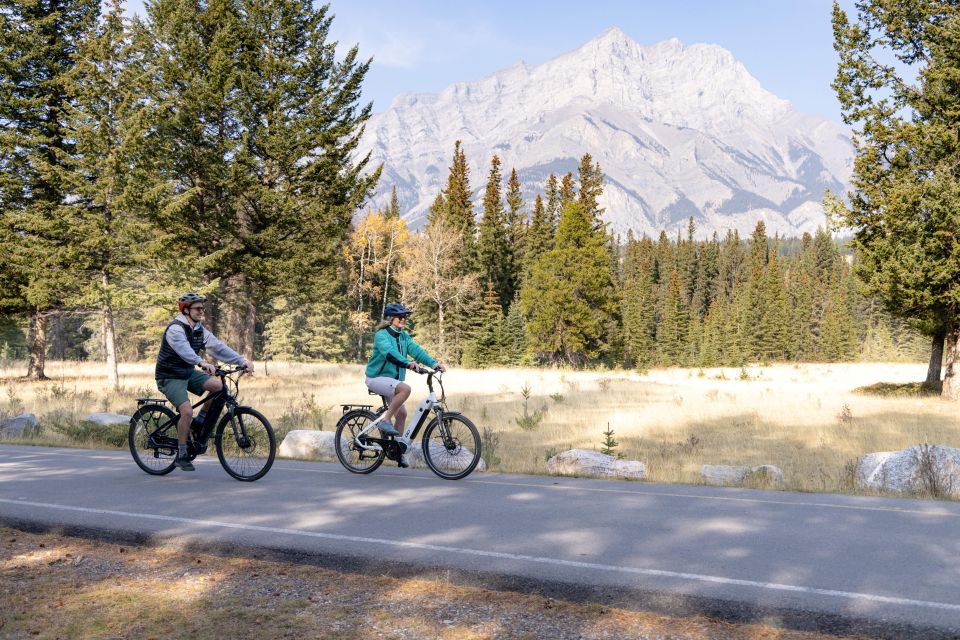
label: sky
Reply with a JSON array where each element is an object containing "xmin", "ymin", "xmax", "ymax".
[{"xmin": 125, "ymin": 0, "xmax": 854, "ymax": 122}]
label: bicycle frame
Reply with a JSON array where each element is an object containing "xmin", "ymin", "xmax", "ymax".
[
  {"xmin": 140, "ymin": 366, "xmax": 247, "ymax": 453},
  {"xmin": 354, "ymin": 370, "xmax": 445, "ymax": 451}
]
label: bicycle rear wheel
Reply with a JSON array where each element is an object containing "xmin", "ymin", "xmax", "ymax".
[
  {"xmin": 334, "ymin": 409, "xmax": 385, "ymax": 473},
  {"xmin": 422, "ymin": 413, "xmax": 482, "ymax": 480},
  {"xmin": 215, "ymin": 407, "xmax": 276, "ymax": 482},
  {"xmin": 128, "ymin": 404, "xmax": 179, "ymax": 475}
]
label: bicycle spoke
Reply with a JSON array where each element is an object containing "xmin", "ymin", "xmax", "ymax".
[{"xmin": 216, "ymin": 408, "xmax": 275, "ymax": 481}]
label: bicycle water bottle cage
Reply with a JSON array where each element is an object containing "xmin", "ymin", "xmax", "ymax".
[{"xmin": 136, "ymin": 398, "xmax": 168, "ymax": 407}]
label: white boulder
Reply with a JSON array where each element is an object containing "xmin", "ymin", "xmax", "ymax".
[
  {"xmin": 0, "ymin": 413, "xmax": 38, "ymax": 437},
  {"xmin": 546, "ymin": 449, "xmax": 646, "ymax": 479},
  {"xmin": 278, "ymin": 430, "xmax": 341, "ymax": 461},
  {"xmin": 856, "ymin": 445, "xmax": 960, "ymax": 497},
  {"xmin": 84, "ymin": 412, "xmax": 130, "ymax": 426},
  {"xmin": 701, "ymin": 464, "xmax": 784, "ymax": 487}
]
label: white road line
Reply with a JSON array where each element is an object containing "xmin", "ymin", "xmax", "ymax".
[
  {"xmin": 3, "ymin": 446, "xmax": 960, "ymax": 518},
  {"xmin": 1, "ymin": 496, "xmax": 958, "ymax": 613}
]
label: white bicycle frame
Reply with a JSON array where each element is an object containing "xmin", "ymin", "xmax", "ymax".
[{"xmin": 354, "ymin": 384, "xmax": 439, "ymax": 451}]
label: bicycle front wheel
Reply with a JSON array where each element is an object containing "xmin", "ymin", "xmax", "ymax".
[
  {"xmin": 215, "ymin": 407, "xmax": 276, "ymax": 482},
  {"xmin": 334, "ymin": 409, "xmax": 385, "ymax": 474},
  {"xmin": 422, "ymin": 413, "xmax": 482, "ymax": 480},
  {"xmin": 128, "ymin": 404, "xmax": 179, "ymax": 475}
]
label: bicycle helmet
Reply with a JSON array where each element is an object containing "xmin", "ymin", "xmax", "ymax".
[
  {"xmin": 383, "ymin": 303, "xmax": 412, "ymax": 318},
  {"xmin": 178, "ymin": 292, "xmax": 206, "ymax": 313}
]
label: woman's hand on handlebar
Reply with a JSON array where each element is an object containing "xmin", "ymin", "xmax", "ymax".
[{"xmin": 435, "ymin": 362, "xmax": 447, "ymax": 372}]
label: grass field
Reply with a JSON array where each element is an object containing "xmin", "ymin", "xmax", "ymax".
[{"xmin": 1, "ymin": 360, "xmax": 958, "ymax": 495}]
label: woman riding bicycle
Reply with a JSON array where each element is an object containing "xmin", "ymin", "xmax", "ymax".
[{"xmin": 365, "ymin": 303, "xmax": 445, "ymax": 466}]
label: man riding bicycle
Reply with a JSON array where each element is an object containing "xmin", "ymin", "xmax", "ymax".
[
  {"xmin": 155, "ymin": 293, "xmax": 252, "ymax": 471},
  {"xmin": 365, "ymin": 303, "xmax": 445, "ymax": 467}
]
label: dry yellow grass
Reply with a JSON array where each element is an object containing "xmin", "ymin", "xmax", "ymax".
[{"xmin": 2, "ymin": 360, "xmax": 958, "ymax": 494}]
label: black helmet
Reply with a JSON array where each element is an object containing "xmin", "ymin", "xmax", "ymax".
[
  {"xmin": 384, "ymin": 303, "xmax": 412, "ymax": 318},
  {"xmin": 178, "ymin": 292, "xmax": 206, "ymax": 313}
]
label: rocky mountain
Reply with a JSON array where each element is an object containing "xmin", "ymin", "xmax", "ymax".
[{"xmin": 356, "ymin": 27, "xmax": 853, "ymax": 238}]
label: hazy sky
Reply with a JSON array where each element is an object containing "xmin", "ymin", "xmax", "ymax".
[{"xmin": 125, "ymin": 0, "xmax": 854, "ymax": 122}]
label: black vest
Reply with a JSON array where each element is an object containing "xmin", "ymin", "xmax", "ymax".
[{"xmin": 155, "ymin": 321, "xmax": 205, "ymax": 380}]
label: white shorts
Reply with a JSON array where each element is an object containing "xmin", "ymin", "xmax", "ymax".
[{"xmin": 365, "ymin": 376, "xmax": 401, "ymax": 400}]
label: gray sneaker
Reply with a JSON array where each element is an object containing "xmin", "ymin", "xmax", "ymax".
[
  {"xmin": 174, "ymin": 456, "xmax": 195, "ymax": 472},
  {"xmin": 377, "ymin": 421, "xmax": 399, "ymax": 437}
]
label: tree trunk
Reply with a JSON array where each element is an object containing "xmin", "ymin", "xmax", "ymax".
[
  {"xmin": 437, "ymin": 302, "xmax": 445, "ymax": 359},
  {"xmin": 25, "ymin": 310, "xmax": 49, "ymax": 381},
  {"xmin": 926, "ymin": 327, "xmax": 946, "ymax": 389},
  {"xmin": 102, "ymin": 277, "xmax": 119, "ymax": 390},
  {"xmin": 943, "ymin": 319, "xmax": 959, "ymax": 401},
  {"xmin": 243, "ymin": 297, "xmax": 256, "ymax": 362}
]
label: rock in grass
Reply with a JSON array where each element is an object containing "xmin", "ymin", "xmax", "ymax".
[
  {"xmin": 278, "ymin": 430, "xmax": 340, "ymax": 460},
  {"xmin": 856, "ymin": 445, "xmax": 960, "ymax": 497},
  {"xmin": 0, "ymin": 413, "xmax": 38, "ymax": 437},
  {"xmin": 701, "ymin": 464, "xmax": 784, "ymax": 488},
  {"xmin": 546, "ymin": 449, "xmax": 646, "ymax": 479},
  {"xmin": 84, "ymin": 412, "xmax": 130, "ymax": 426}
]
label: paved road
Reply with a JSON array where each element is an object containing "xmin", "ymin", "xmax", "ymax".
[{"xmin": 2, "ymin": 444, "xmax": 959, "ymax": 637}]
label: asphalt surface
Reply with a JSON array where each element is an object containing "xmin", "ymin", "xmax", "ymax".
[{"xmin": 2, "ymin": 444, "xmax": 959, "ymax": 638}]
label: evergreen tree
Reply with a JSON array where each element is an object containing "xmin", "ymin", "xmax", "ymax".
[
  {"xmin": 559, "ymin": 171, "xmax": 576, "ymax": 209},
  {"xmin": 60, "ymin": 0, "xmax": 152, "ymax": 388},
  {"xmin": 577, "ymin": 153, "xmax": 604, "ymax": 222},
  {"xmin": 621, "ymin": 235, "xmax": 657, "ymax": 369},
  {"xmin": 524, "ymin": 194, "xmax": 551, "ymax": 280},
  {"xmin": 501, "ymin": 298, "xmax": 529, "ymax": 366},
  {"xmin": 0, "ymin": 0, "xmax": 100, "ymax": 379},
  {"xmin": 462, "ymin": 283, "xmax": 504, "ymax": 367},
  {"xmin": 476, "ymin": 155, "xmax": 512, "ymax": 309},
  {"xmin": 504, "ymin": 167, "xmax": 525, "ymax": 299},
  {"xmin": 832, "ymin": 0, "xmax": 960, "ymax": 398},
  {"xmin": 229, "ymin": 0, "xmax": 378, "ymax": 356},
  {"xmin": 520, "ymin": 201, "xmax": 617, "ymax": 366},
  {"xmin": 441, "ymin": 140, "xmax": 477, "ymax": 273},
  {"xmin": 544, "ymin": 173, "xmax": 561, "ymax": 235}
]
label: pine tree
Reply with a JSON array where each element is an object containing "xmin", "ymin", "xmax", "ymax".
[
  {"xmin": 524, "ymin": 194, "xmax": 550, "ymax": 281},
  {"xmin": 521, "ymin": 201, "xmax": 617, "ymax": 366},
  {"xmin": 621, "ymin": 235, "xmax": 657, "ymax": 370},
  {"xmin": 504, "ymin": 167, "xmax": 525, "ymax": 300},
  {"xmin": 577, "ymin": 153, "xmax": 604, "ymax": 223},
  {"xmin": 832, "ymin": 0, "xmax": 960, "ymax": 398},
  {"xmin": 441, "ymin": 140, "xmax": 477, "ymax": 273},
  {"xmin": 462, "ymin": 283, "xmax": 505, "ymax": 368},
  {"xmin": 60, "ymin": 0, "xmax": 152, "ymax": 388},
  {"xmin": 228, "ymin": 0, "xmax": 379, "ymax": 357},
  {"xmin": 0, "ymin": 0, "xmax": 100, "ymax": 379},
  {"xmin": 476, "ymin": 155, "xmax": 512, "ymax": 309}
]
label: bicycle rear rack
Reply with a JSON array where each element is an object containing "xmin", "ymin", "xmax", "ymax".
[
  {"xmin": 341, "ymin": 403, "xmax": 374, "ymax": 414},
  {"xmin": 136, "ymin": 398, "xmax": 169, "ymax": 407}
]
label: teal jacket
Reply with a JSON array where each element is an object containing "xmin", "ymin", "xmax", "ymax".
[{"xmin": 364, "ymin": 327, "xmax": 437, "ymax": 380}]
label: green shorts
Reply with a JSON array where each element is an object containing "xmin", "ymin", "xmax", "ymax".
[{"xmin": 157, "ymin": 371, "xmax": 211, "ymax": 407}]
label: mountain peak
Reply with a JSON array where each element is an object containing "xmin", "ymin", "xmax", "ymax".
[{"xmin": 357, "ymin": 28, "xmax": 852, "ymax": 239}]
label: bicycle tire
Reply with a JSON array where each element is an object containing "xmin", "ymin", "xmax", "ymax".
[
  {"xmin": 128, "ymin": 404, "xmax": 179, "ymax": 476},
  {"xmin": 422, "ymin": 412, "xmax": 482, "ymax": 480},
  {"xmin": 334, "ymin": 409, "xmax": 386, "ymax": 474},
  {"xmin": 215, "ymin": 407, "xmax": 276, "ymax": 482}
]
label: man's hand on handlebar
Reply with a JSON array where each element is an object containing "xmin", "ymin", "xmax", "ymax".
[
  {"xmin": 199, "ymin": 361, "xmax": 216, "ymax": 375},
  {"xmin": 242, "ymin": 359, "xmax": 255, "ymax": 374}
]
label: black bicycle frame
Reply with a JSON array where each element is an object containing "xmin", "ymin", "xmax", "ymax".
[{"xmin": 140, "ymin": 368, "xmax": 245, "ymax": 453}]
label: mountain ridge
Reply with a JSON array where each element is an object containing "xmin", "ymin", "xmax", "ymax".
[{"xmin": 357, "ymin": 28, "xmax": 853, "ymax": 238}]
